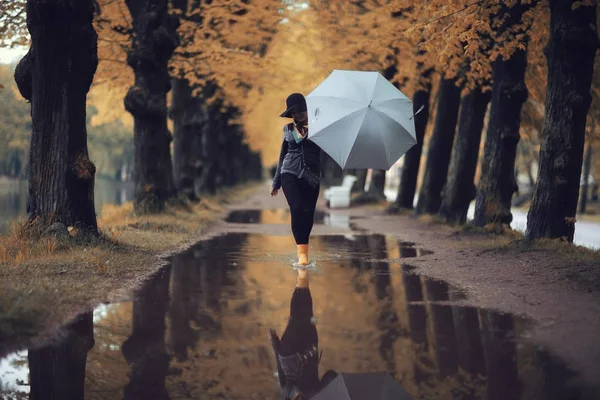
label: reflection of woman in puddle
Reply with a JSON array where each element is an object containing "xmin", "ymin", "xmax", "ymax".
[{"xmin": 269, "ymin": 269, "xmax": 337, "ymax": 399}]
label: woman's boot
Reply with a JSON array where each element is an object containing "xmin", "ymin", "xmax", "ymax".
[{"xmin": 297, "ymin": 244, "xmax": 309, "ymax": 265}]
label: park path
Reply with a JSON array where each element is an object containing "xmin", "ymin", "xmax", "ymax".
[{"xmin": 1, "ymin": 183, "xmax": 599, "ymax": 399}]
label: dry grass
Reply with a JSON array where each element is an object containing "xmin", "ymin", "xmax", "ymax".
[{"xmin": 0, "ymin": 183, "xmax": 261, "ymax": 354}]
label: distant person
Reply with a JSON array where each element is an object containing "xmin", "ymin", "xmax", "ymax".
[
  {"xmin": 270, "ymin": 93, "xmax": 322, "ymax": 266},
  {"xmin": 269, "ymin": 268, "xmax": 336, "ymax": 399}
]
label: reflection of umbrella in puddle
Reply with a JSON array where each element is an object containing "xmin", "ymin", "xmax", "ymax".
[{"xmin": 312, "ymin": 371, "xmax": 414, "ymax": 400}]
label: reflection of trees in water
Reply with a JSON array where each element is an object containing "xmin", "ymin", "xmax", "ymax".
[
  {"xmin": 122, "ymin": 268, "xmax": 171, "ymax": 400},
  {"xmin": 350, "ymin": 235, "xmax": 402, "ymax": 378},
  {"xmin": 401, "ymin": 263, "xmax": 435, "ymax": 386},
  {"xmin": 317, "ymin": 235, "xmax": 594, "ymax": 400},
  {"xmin": 424, "ymin": 280, "xmax": 459, "ymax": 377},
  {"xmin": 479, "ymin": 310, "xmax": 521, "ymax": 400},
  {"xmin": 451, "ymin": 304, "xmax": 486, "ymax": 400},
  {"xmin": 401, "ymin": 262, "xmax": 489, "ymax": 399},
  {"xmin": 28, "ymin": 312, "xmax": 94, "ymax": 400},
  {"xmin": 534, "ymin": 348, "xmax": 592, "ymax": 400},
  {"xmin": 165, "ymin": 233, "xmax": 255, "ymax": 398},
  {"xmin": 167, "ymin": 234, "xmax": 249, "ymax": 363},
  {"xmin": 168, "ymin": 250, "xmax": 202, "ymax": 362}
]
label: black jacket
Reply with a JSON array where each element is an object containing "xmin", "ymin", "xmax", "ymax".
[{"xmin": 272, "ymin": 123, "xmax": 322, "ymax": 190}]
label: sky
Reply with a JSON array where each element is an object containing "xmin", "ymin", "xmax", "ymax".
[{"xmin": 0, "ymin": 47, "xmax": 27, "ymax": 65}]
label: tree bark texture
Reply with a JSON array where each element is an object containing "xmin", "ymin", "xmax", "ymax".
[
  {"xmin": 416, "ymin": 77, "xmax": 462, "ymax": 214},
  {"xmin": 439, "ymin": 87, "xmax": 491, "ymax": 224},
  {"xmin": 28, "ymin": 312, "xmax": 94, "ymax": 400},
  {"xmin": 473, "ymin": 5, "xmax": 531, "ymax": 227},
  {"xmin": 14, "ymin": 0, "xmax": 99, "ymax": 232},
  {"xmin": 198, "ymin": 91, "xmax": 224, "ymax": 194},
  {"xmin": 124, "ymin": 0, "xmax": 179, "ymax": 213},
  {"xmin": 527, "ymin": 0, "xmax": 598, "ymax": 241},
  {"xmin": 579, "ymin": 145, "xmax": 593, "ymax": 214},
  {"xmin": 396, "ymin": 66, "xmax": 433, "ymax": 209},
  {"xmin": 170, "ymin": 77, "xmax": 205, "ymax": 201}
]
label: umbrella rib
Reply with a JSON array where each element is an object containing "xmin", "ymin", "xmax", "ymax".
[
  {"xmin": 371, "ymin": 103, "xmax": 416, "ymax": 140},
  {"xmin": 310, "ymin": 107, "xmax": 366, "ymax": 138},
  {"xmin": 371, "ymin": 107, "xmax": 417, "ymax": 166},
  {"xmin": 370, "ymin": 74, "xmax": 381, "ymax": 103}
]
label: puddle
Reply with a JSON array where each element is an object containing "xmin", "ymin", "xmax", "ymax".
[
  {"xmin": 1, "ymin": 233, "xmax": 598, "ymax": 400},
  {"xmin": 226, "ymin": 209, "xmax": 328, "ymax": 224}
]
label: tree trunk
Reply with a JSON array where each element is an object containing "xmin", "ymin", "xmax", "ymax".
[
  {"xmin": 14, "ymin": 0, "xmax": 98, "ymax": 233},
  {"xmin": 28, "ymin": 312, "xmax": 94, "ymax": 400},
  {"xmin": 368, "ymin": 169, "xmax": 386, "ymax": 198},
  {"xmin": 439, "ymin": 87, "xmax": 491, "ymax": 224},
  {"xmin": 354, "ymin": 169, "xmax": 368, "ymax": 193},
  {"xmin": 473, "ymin": 6, "xmax": 531, "ymax": 227},
  {"xmin": 354, "ymin": 169, "xmax": 386, "ymax": 204},
  {"xmin": 171, "ymin": 77, "xmax": 205, "ymax": 202},
  {"xmin": 122, "ymin": 267, "xmax": 171, "ymax": 399},
  {"xmin": 579, "ymin": 145, "xmax": 593, "ymax": 214},
  {"xmin": 526, "ymin": 0, "xmax": 598, "ymax": 242},
  {"xmin": 199, "ymin": 89, "xmax": 223, "ymax": 194},
  {"xmin": 321, "ymin": 152, "xmax": 344, "ymax": 186},
  {"xmin": 416, "ymin": 77, "xmax": 462, "ymax": 214},
  {"xmin": 124, "ymin": 0, "xmax": 179, "ymax": 214},
  {"xmin": 396, "ymin": 66, "xmax": 434, "ymax": 209}
]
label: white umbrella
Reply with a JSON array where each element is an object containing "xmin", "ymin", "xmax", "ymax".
[{"xmin": 306, "ymin": 69, "xmax": 417, "ymax": 170}]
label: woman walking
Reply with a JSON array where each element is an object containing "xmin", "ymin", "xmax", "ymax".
[{"xmin": 271, "ymin": 93, "xmax": 322, "ymax": 266}]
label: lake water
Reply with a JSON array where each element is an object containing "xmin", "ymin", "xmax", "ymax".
[{"xmin": 0, "ymin": 179, "xmax": 134, "ymax": 234}]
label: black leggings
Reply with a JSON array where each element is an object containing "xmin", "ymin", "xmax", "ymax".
[
  {"xmin": 280, "ymin": 287, "xmax": 317, "ymax": 357},
  {"xmin": 279, "ymin": 287, "xmax": 320, "ymax": 393},
  {"xmin": 281, "ymin": 173, "xmax": 320, "ymax": 245}
]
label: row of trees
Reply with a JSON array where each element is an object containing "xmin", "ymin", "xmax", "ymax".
[
  {"xmin": 305, "ymin": 0, "xmax": 598, "ymax": 244},
  {"xmin": 0, "ymin": 0, "xmax": 274, "ymax": 234},
  {"xmin": 0, "ymin": 0, "xmax": 598, "ymax": 244}
]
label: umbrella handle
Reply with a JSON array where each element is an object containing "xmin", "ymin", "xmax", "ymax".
[{"xmin": 409, "ymin": 105, "xmax": 425, "ymax": 120}]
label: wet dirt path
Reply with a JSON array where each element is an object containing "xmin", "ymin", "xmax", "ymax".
[{"xmin": 1, "ymin": 185, "xmax": 598, "ymax": 399}]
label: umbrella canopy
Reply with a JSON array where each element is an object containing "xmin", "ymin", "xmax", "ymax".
[
  {"xmin": 306, "ymin": 70, "xmax": 417, "ymax": 171},
  {"xmin": 311, "ymin": 372, "xmax": 414, "ymax": 400}
]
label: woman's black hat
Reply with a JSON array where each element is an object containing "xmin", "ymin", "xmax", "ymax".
[{"xmin": 280, "ymin": 93, "xmax": 307, "ymax": 118}]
